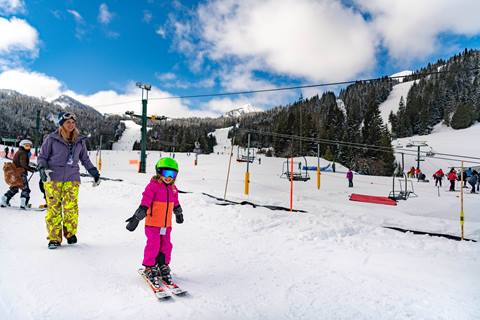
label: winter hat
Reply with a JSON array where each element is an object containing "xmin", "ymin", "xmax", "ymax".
[
  {"xmin": 58, "ymin": 112, "xmax": 77, "ymax": 126},
  {"xmin": 19, "ymin": 139, "xmax": 33, "ymax": 149}
]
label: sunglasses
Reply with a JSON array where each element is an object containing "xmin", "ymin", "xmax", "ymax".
[{"xmin": 160, "ymin": 169, "xmax": 178, "ymax": 179}]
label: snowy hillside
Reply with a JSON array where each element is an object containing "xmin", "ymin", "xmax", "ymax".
[
  {"xmin": 0, "ymin": 144, "xmax": 479, "ymax": 319},
  {"xmin": 380, "ymin": 72, "xmax": 416, "ymax": 128},
  {"xmin": 210, "ymin": 126, "xmax": 233, "ymax": 154},
  {"xmin": 223, "ymin": 103, "xmax": 263, "ymax": 118},
  {"xmin": 112, "ymin": 120, "xmax": 141, "ymax": 151},
  {"xmin": 394, "ymin": 122, "xmax": 480, "ymax": 175},
  {"xmin": 52, "ymin": 94, "xmax": 101, "ymax": 115}
]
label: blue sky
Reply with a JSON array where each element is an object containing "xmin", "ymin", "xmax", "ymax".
[{"xmin": 1, "ymin": 0, "xmax": 479, "ymax": 117}]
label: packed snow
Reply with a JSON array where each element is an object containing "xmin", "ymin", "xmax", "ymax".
[
  {"xmin": 112, "ymin": 120, "xmax": 141, "ymax": 151},
  {"xmin": 379, "ymin": 80, "xmax": 417, "ymax": 128},
  {"xmin": 0, "ymin": 126, "xmax": 479, "ymax": 319},
  {"xmin": 393, "ymin": 122, "xmax": 480, "ymax": 175}
]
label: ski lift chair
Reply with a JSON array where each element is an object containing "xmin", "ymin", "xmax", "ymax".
[
  {"xmin": 281, "ymin": 157, "xmax": 310, "ymax": 182},
  {"xmin": 236, "ymin": 147, "xmax": 255, "ymax": 163},
  {"xmin": 388, "ymin": 173, "xmax": 418, "ymax": 200}
]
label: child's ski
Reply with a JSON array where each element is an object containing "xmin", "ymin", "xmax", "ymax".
[
  {"xmin": 161, "ymin": 280, "xmax": 188, "ymax": 296},
  {"xmin": 138, "ymin": 268, "xmax": 171, "ymax": 300}
]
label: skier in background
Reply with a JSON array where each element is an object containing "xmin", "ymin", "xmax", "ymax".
[
  {"xmin": 468, "ymin": 170, "xmax": 478, "ymax": 194},
  {"xmin": 1, "ymin": 140, "xmax": 36, "ymax": 209},
  {"xmin": 346, "ymin": 169, "xmax": 353, "ymax": 187},
  {"xmin": 3, "ymin": 146, "xmax": 9, "ymax": 158},
  {"xmin": 125, "ymin": 157, "xmax": 184, "ymax": 286},
  {"xmin": 433, "ymin": 168, "xmax": 444, "ymax": 187},
  {"xmin": 447, "ymin": 168, "xmax": 457, "ymax": 192}
]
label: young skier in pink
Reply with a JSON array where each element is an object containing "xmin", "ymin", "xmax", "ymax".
[{"xmin": 125, "ymin": 157, "xmax": 184, "ymax": 285}]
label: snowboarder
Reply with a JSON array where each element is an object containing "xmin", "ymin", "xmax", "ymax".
[
  {"xmin": 37, "ymin": 112, "xmax": 101, "ymax": 249},
  {"xmin": 433, "ymin": 169, "xmax": 444, "ymax": 187},
  {"xmin": 468, "ymin": 170, "xmax": 478, "ymax": 193},
  {"xmin": 1, "ymin": 140, "xmax": 36, "ymax": 209},
  {"xmin": 447, "ymin": 168, "xmax": 457, "ymax": 192},
  {"xmin": 125, "ymin": 157, "xmax": 184, "ymax": 286},
  {"xmin": 346, "ymin": 169, "xmax": 353, "ymax": 187}
]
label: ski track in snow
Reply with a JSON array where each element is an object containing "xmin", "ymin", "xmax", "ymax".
[{"xmin": 0, "ymin": 145, "xmax": 479, "ymax": 319}]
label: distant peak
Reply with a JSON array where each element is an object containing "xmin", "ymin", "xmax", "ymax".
[{"xmin": 223, "ymin": 103, "xmax": 263, "ymax": 118}]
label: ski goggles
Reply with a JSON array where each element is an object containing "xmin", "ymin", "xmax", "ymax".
[
  {"xmin": 61, "ymin": 112, "xmax": 77, "ymax": 122},
  {"xmin": 160, "ymin": 169, "xmax": 178, "ymax": 179}
]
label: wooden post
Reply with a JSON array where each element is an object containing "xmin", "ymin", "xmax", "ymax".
[{"xmin": 224, "ymin": 137, "xmax": 235, "ymax": 200}]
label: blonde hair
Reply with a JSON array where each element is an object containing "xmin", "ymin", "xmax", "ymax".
[
  {"xmin": 59, "ymin": 126, "xmax": 79, "ymax": 143},
  {"xmin": 152, "ymin": 174, "xmax": 176, "ymax": 184}
]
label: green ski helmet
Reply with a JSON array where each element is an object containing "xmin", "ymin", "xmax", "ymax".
[{"xmin": 155, "ymin": 157, "xmax": 179, "ymax": 174}]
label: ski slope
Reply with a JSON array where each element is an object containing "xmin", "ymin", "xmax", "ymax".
[
  {"xmin": 112, "ymin": 120, "xmax": 141, "ymax": 151},
  {"xmin": 0, "ymin": 143, "xmax": 479, "ymax": 319},
  {"xmin": 210, "ymin": 126, "xmax": 233, "ymax": 154},
  {"xmin": 379, "ymin": 79, "xmax": 416, "ymax": 129},
  {"xmin": 393, "ymin": 123, "xmax": 480, "ymax": 175}
]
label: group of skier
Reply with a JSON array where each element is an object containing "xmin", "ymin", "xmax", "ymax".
[
  {"xmin": 434, "ymin": 167, "xmax": 479, "ymax": 193},
  {"xmin": 1, "ymin": 111, "xmax": 185, "ymax": 291}
]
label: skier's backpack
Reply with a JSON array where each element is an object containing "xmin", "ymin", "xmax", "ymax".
[{"xmin": 3, "ymin": 162, "xmax": 24, "ymax": 188}]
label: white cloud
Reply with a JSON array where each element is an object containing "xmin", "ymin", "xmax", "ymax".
[
  {"xmin": 67, "ymin": 9, "xmax": 87, "ymax": 39},
  {"xmin": 0, "ymin": 17, "xmax": 39, "ymax": 68},
  {"xmin": 156, "ymin": 26, "xmax": 167, "ymax": 38},
  {"xmin": 143, "ymin": 10, "xmax": 152, "ymax": 23},
  {"xmin": 175, "ymin": 0, "xmax": 376, "ymax": 83},
  {"xmin": 0, "ymin": 68, "xmax": 221, "ymax": 118},
  {"xmin": 0, "ymin": 0, "xmax": 25, "ymax": 15},
  {"xmin": 156, "ymin": 72, "xmax": 176, "ymax": 81},
  {"xmin": 353, "ymin": 0, "xmax": 480, "ymax": 61},
  {"xmin": 98, "ymin": 3, "xmax": 113, "ymax": 25},
  {"xmin": 67, "ymin": 9, "xmax": 83, "ymax": 22},
  {"xmin": 0, "ymin": 69, "xmax": 63, "ymax": 99}
]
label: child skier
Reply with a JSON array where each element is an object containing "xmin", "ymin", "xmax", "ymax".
[
  {"xmin": 1, "ymin": 139, "xmax": 36, "ymax": 209},
  {"xmin": 125, "ymin": 157, "xmax": 184, "ymax": 286},
  {"xmin": 346, "ymin": 169, "xmax": 353, "ymax": 187}
]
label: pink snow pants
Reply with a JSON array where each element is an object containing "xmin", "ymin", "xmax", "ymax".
[{"xmin": 142, "ymin": 226, "xmax": 173, "ymax": 267}]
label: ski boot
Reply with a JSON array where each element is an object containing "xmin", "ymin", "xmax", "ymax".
[
  {"xmin": 20, "ymin": 197, "xmax": 29, "ymax": 210},
  {"xmin": 48, "ymin": 241, "xmax": 61, "ymax": 249},
  {"xmin": 159, "ymin": 264, "xmax": 174, "ymax": 285},
  {"xmin": 0, "ymin": 195, "xmax": 10, "ymax": 207},
  {"xmin": 67, "ymin": 235, "xmax": 77, "ymax": 244},
  {"xmin": 144, "ymin": 266, "xmax": 161, "ymax": 285}
]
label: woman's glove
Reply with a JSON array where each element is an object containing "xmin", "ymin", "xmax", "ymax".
[
  {"xmin": 38, "ymin": 166, "xmax": 52, "ymax": 183},
  {"xmin": 88, "ymin": 167, "xmax": 101, "ymax": 187},
  {"xmin": 126, "ymin": 205, "xmax": 148, "ymax": 232},
  {"xmin": 173, "ymin": 205, "xmax": 184, "ymax": 224}
]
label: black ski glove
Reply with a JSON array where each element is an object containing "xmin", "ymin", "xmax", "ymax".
[
  {"xmin": 38, "ymin": 166, "xmax": 52, "ymax": 182},
  {"xmin": 174, "ymin": 205, "xmax": 183, "ymax": 224},
  {"xmin": 126, "ymin": 205, "xmax": 148, "ymax": 232},
  {"xmin": 88, "ymin": 167, "xmax": 101, "ymax": 186}
]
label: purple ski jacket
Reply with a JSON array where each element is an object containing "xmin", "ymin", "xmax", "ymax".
[
  {"xmin": 37, "ymin": 132, "xmax": 96, "ymax": 182},
  {"xmin": 346, "ymin": 171, "xmax": 353, "ymax": 180}
]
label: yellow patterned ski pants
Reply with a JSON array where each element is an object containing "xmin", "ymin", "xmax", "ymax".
[{"xmin": 44, "ymin": 181, "xmax": 80, "ymax": 242}]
